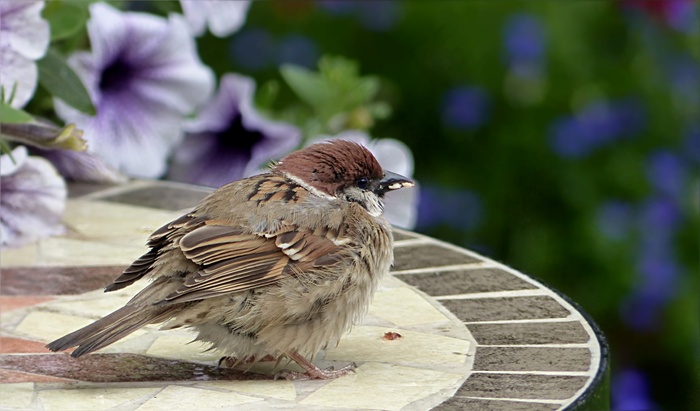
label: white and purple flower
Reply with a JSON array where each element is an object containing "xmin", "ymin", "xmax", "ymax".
[
  {"xmin": 0, "ymin": 146, "xmax": 66, "ymax": 248},
  {"xmin": 54, "ymin": 2, "xmax": 215, "ymax": 179},
  {"xmin": 0, "ymin": 0, "xmax": 50, "ymax": 108},
  {"xmin": 169, "ymin": 73, "xmax": 301, "ymax": 187},
  {"xmin": 180, "ymin": 0, "xmax": 251, "ymax": 37},
  {"xmin": 309, "ymin": 130, "xmax": 419, "ymax": 229}
]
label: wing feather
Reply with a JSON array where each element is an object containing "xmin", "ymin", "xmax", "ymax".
[{"xmin": 161, "ymin": 222, "xmax": 349, "ymax": 303}]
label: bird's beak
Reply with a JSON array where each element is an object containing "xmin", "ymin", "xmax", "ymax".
[{"xmin": 375, "ymin": 170, "xmax": 414, "ymax": 195}]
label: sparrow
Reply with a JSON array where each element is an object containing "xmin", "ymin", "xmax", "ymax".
[{"xmin": 46, "ymin": 139, "xmax": 414, "ymax": 380}]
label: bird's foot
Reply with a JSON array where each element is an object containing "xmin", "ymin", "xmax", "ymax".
[
  {"xmin": 277, "ymin": 350, "xmax": 356, "ymax": 380},
  {"xmin": 276, "ymin": 362, "xmax": 357, "ymax": 381}
]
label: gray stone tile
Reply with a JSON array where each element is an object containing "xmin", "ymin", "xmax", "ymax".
[
  {"xmin": 442, "ymin": 296, "xmax": 571, "ymax": 322},
  {"xmin": 435, "ymin": 397, "xmax": 560, "ymax": 411},
  {"xmin": 457, "ymin": 373, "xmax": 588, "ymax": 400},
  {"xmin": 473, "ymin": 347, "xmax": 591, "ymax": 372},
  {"xmin": 395, "ymin": 268, "xmax": 537, "ymax": 296},
  {"xmin": 391, "ymin": 230, "xmax": 419, "ymax": 241},
  {"xmin": 392, "ymin": 244, "xmax": 481, "ymax": 271},
  {"xmin": 99, "ymin": 184, "xmax": 213, "ymax": 211},
  {"xmin": 468, "ymin": 322, "xmax": 591, "ymax": 345},
  {"xmin": 68, "ymin": 182, "xmax": 117, "ymax": 198}
]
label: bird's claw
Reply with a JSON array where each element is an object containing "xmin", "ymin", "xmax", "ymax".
[{"xmin": 275, "ymin": 362, "xmax": 357, "ymax": 380}]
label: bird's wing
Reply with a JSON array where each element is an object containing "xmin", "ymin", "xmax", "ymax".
[
  {"xmin": 160, "ymin": 221, "xmax": 349, "ymax": 303},
  {"xmin": 104, "ymin": 214, "xmax": 207, "ymax": 292}
]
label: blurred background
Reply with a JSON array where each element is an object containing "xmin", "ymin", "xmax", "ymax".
[
  {"xmin": 5, "ymin": 0, "xmax": 698, "ymax": 409},
  {"xmin": 224, "ymin": 1, "xmax": 699, "ymax": 409}
]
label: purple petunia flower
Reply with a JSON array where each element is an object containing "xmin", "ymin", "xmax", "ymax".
[
  {"xmin": 308, "ymin": 130, "xmax": 419, "ymax": 229},
  {"xmin": 54, "ymin": 3, "xmax": 215, "ymax": 179},
  {"xmin": 441, "ymin": 86, "xmax": 491, "ymax": 131},
  {"xmin": 0, "ymin": 0, "xmax": 49, "ymax": 108},
  {"xmin": 0, "ymin": 146, "xmax": 66, "ymax": 248},
  {"xmin": 180, "ymin": 0, "xmax": 251, "ymax": 38},
  {"xmin": 168, "ymin": 73, "xmax": 300, "ymax": 188}
]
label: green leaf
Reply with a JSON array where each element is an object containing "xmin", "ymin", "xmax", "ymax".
[
  {"xmin": 43, "ymin": 2, "xmax": 87, "ymax": 41},
  {"xmin": 0, "ymin": 137, "xmax": 14, "ymax": 157},
  {"xmin": 280, "ymin": 65, "xmax": 332, "ymax": 109},
  {"xmin": 255, "ymin": 80, "xmax": 280, "ymax": 111},
  {"xmin": 0, "ymin": 103, "xmax": 34, "ymax": 124},
  {"xmin": 37, "ymin": 49, "xmax": 96, "ymax": 115}
]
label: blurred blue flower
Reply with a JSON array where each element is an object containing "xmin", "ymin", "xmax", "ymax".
[
  {"xmin": 502, "ymin": 13, "xmax": 545, "ymax": 70},
  {"xmin": 315, "ymin": 1, "xmax": 400, "ymax": 31},
  {"xmin": 276, "ymin": 35, "xmax": 319, "ymax": 68},
  {"xmin": 620, "ymin": 289, "xmax": 665, "ymax": 331},
  {"xmin": 416, "ymin": 185, "xmax": 482, "ymax": 231},
  {"xmin": 682, "ymin": 123, "xmax": 700, "ymax": 165},
  {"xmin": 356, "ymin": 1, "xmax": 400, "ymax": 31},
  {"xmin": 169, "ymin": 74, "xmax": 300, "ymax": 188},
  {"xmin": 549, "ymin": 117, "xmax": 593, "ymax": 158},
  {"xmin": 612, "ymin": 368, "xmax": 657, "ymax": 411},
  {"xmin": 229, "ymin": 28, "xmax": 276, "ymax": 71},
  {"xmin": 550, "ymin": 98, "xmax": 646, "ymax": 158},
  {"xmin": 638, "ymin": 196, "xmax": 681, "ymax": 238},
  {"xmin": 646, "ymin": 150, "xmax": 686, "ymax": 198},
  {"xmin": 665, "ymin": 0, "xmax": 698, "ymax": 34},
  {"xmin": 596, "ymin": 201, "xmax": 634, "ymax": 241},
  {"xmin": 637, "ymin": 252, "xmax": 680, "ymax": 303},
  {"xmin": 441, "ymin": 86, "xmax": 491, "ymax": 130},
  {"xmin": 315, "ymin": 0, "xmax": 356, "ymax": 16},
  {"xmin": 54, "ymin": 3, "xmax": 215, "ymax": 179},
  {"xmin": 667, "ymin": 54, "xmax": 700, "ymax": 106}
]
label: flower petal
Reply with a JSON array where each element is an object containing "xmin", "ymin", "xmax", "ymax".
[
  {"xmin": 0, "ymin": 0, "xmax": 48, "ymax": 108},
  {"xmin": 180, "ymin": 0, "xmax": 251, "ymax": 37},
  {"xmin": 0, "ymin": 0, "xmax": 50, "ymax": 60},
  {"xmin": 171, "ymin": 73, "xmax": 300, "ymax": 187},
  {"xmin": 55, "ymin": 3, "xmax": 215, "ymax": 178},
  {"xmin": 0, "ymin": 45, "xmax": 37, "ymax": 108},
  {"xmin": 0, "ymin": 146, "xmax": 67, "ymax": 248}
]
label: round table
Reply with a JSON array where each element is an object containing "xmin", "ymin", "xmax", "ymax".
[{"xmin": 0, "ymin": 180, "xmax": 608, "ymax": 410}]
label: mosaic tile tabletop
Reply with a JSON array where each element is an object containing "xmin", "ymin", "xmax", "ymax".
[{"xmin": 0, "ymin": 180, "xmax": 609, "ymax": 410}]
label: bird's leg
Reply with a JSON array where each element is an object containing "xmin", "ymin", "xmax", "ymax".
[{"xmin": 276, "ymin": 350, "xmax": 357, "ymax": 380}]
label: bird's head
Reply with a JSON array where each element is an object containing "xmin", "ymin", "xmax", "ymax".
[{"xmin": 275, "ymin": 140, "xmax": 414, "ymax": 216}]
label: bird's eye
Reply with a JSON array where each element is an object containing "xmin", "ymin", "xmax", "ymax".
[{"xmin": 356, "ymin": 177, "xmax": 369, "ymax": 189}]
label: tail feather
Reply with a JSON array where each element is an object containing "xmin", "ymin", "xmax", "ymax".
[{"xmin": 46, "ymin": 305, "xmax": 169, "ymax": 357}]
